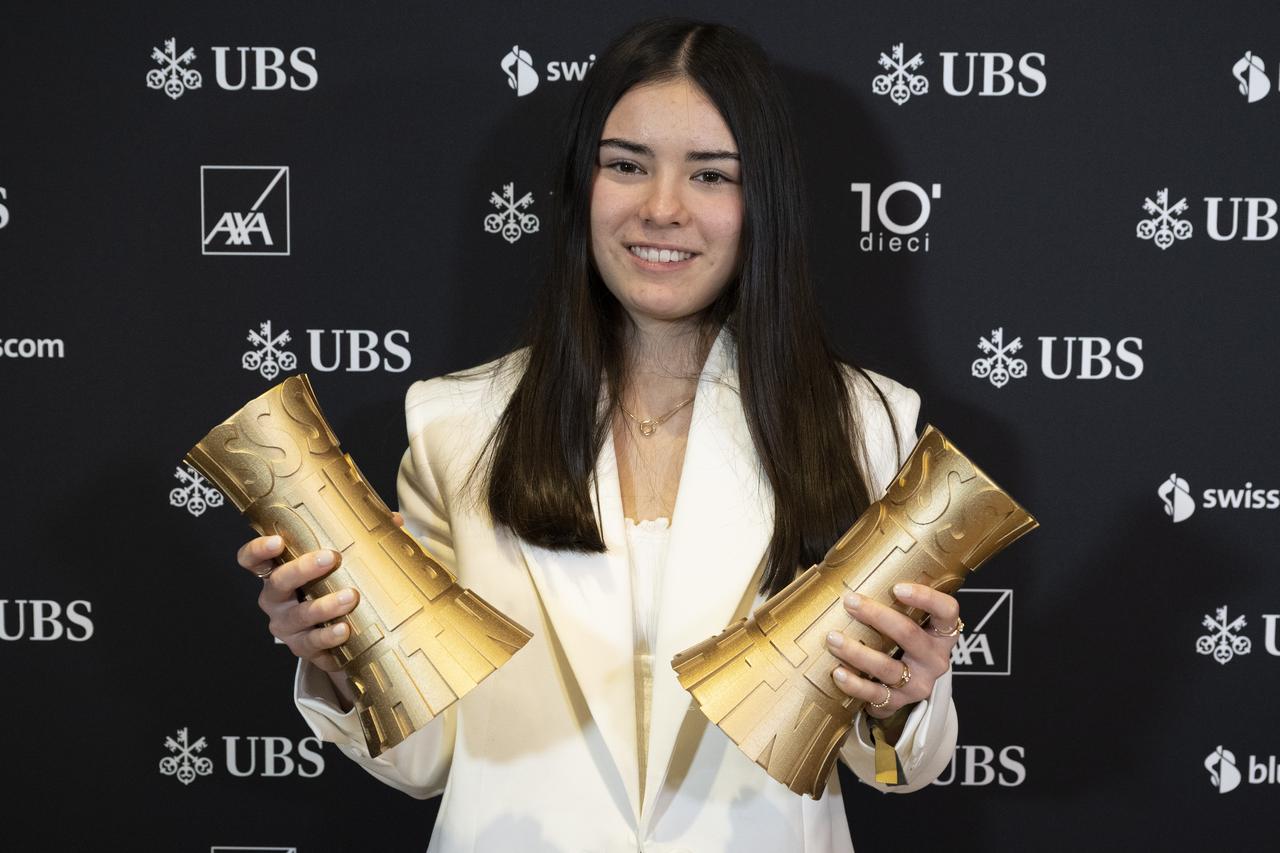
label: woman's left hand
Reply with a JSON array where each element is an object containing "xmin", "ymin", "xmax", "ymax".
[{"xmin": 825, "ymin": 582, "xmax": 961, "ymax": 721}]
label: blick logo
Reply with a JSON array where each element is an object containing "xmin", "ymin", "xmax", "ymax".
[{"xmin": 1206, "ymin": 746, "xmax": 1242, "ymax": 793}]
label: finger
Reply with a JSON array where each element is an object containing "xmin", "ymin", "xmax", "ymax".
[
  {"xmin": 237, "ymin": 534, "xmax": 284, "ymax": 573},
  {"xmin": 831, "ymin": 665, "xmax": 905, "ymax": 716},
  {"xmin": 391, "ymin": 511, "xmax": 405, "ymax": 528},
  {"xmin": 291, "ymin": 621, "xmax": 350, "ymax": 658},
  {"xmin": 279, "ymin": 588, "xmax": 359, "ymax": 635},
  {"xmin": 307, "ymin": 651, "xmax": 343, "ymax": 673},
  {"xmin": 844, "ymin": 592, "xmax": 936, "ymax": 661},
  {"xmin": 894, "ymin": 584, "xmax": 961, "ymax": 633},
  {"xmin": 826, "ymin": 631, "xmax": 909, "ymax": 687},
  {"xmin": 260, "ymin": 549, "xmax": 341, "ymax": 604}
]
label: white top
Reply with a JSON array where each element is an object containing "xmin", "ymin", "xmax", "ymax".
[{"xmin": 624, "ymin": 515, "xmax": 671, "ymax": 807}]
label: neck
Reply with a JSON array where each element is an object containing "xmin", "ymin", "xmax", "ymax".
[{"xmin": 619, "ymin": 315, "xmax": 716, "ymax": 412}]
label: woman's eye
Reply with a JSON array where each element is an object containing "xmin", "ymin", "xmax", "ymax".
[
  {"xmin": 696, "ymin": 171, "xmax": 733, "ymax": 185},
  {"xmin": 607, "ymin": 161, "xmax": 642, "ymax": 175}
]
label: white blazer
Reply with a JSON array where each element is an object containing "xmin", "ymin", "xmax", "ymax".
[{"xmin": 295, "ymin": 326, "xmax": 958, "ymax": 853}]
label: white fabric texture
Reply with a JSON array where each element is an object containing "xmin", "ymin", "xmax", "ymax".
[{"xmin": 290, "ymin": 326, "xmax": 959, "ymax": 853}]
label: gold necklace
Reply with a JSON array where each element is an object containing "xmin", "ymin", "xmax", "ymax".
[{"xmin": 618, "ymin": 395, "xmax": 695, "ymax": 437}]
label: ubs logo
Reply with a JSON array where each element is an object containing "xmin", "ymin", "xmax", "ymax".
[{"xmin": 201, "ymin": 166, "xmax": 290, "ymax": 256}]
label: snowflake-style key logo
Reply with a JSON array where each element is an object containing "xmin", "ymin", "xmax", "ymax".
[
  {"xmin": 159, "ymin": 727, "xmax": 215, "ymax": 785},
  {"xmin": 1196, "ymin": 606, "xmax": 1252, "ymax": 665},
  {"xmin": 1137, "ymin": 188, "xmax": 1193, "ymax": 250},
  {"xmin": 242, "ymin": 320, "xmax": 297, "ymax": 380},
  {"xmin": 971, "ymin": 327, "xmax": 1028, "ymax": 389},
  {"xmin": 484, "ymin": 183, "xmax": 540, "ymax": 244},
  {"xmin": 146, "ymin": 38, "xmax": 203, "ymax": 100},
  {"xmin": 170, "ymin": 464, "xmax": 225, "ymax": 517},
  {"xmin": 873, "ymin": 43, "xmax": 929, "ymax": 106}
]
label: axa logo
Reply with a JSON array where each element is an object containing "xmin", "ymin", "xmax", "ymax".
[
  {"xmin": 1233, "ymin": 51, "xmax": 1273, "ymax": 103},
  {"xmin": 1138, "ymin": 187, "xmax": 1280, "ymax": 248},
  {"xmin": 160, "ymin": 728, "xmax": 324, "ymax": 785},
  {"xmin": 972, "ymin": 328, "xmax": 1143, "ymax": 388},
  {"xmin": 500, "ymin": 45, "xmax": 596, "ymax": 96},
  {"xmin": 872, "ymin": 43, "xmax": 1046, "ymax": 105},
  {"xmin": 1206, "ymin": 746, "xmax": 1280, "ymax": 793},
  {"xmin": 1158, "ymin": 473, "xmax": 1280, "ymax": 522},
  {"xmin": 849, "ymin": 181, "xmax": 940, "ymax": 253},
  {"xmin": 0, "ymin": 599, "xmax": 93, "ymax": 641},
  {"xmin": 240, "ymin": 320, "xmax": 412, "ymax": 382},
  {"xmin": 950, "ymin": 588, "xmax": 1012, "ymax": 675},
  {"xmin": 147, "ymin": 37, "xmax": 317, "ymax": 99},
  {"xmin": 201, "ymin": 166, "xmax": 290, "ymax": 255},
  {"xmin": 932, "ymin": 745, "xmax": 1026, "ymax": 787}
]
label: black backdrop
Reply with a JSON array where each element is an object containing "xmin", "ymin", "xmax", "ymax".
[{"xmin": 3, "ymin": 1, "xmax": 1279, "ymax": 850}]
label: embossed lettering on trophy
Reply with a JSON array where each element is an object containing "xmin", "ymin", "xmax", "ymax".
[
  {"xmin": 186, "ymin": 374, "xmax": 532, "ymax": 757},
  {"xmin": 672, "ymin": 425, "xmax": 1037, "ymax": 797}
]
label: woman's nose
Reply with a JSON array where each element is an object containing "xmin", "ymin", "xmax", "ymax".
[{"xmin": 638, "ymin": 175, "xmax": 688, "ymax": 226}]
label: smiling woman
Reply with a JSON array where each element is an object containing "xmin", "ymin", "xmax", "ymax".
[{"xmin": 243, "ymin": 15, "xmax": 961, "ymax": 853}]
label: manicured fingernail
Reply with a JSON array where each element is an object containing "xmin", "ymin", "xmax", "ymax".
[
  {"xmin": 893, "ymin": 583, "xmax": 911, "ymax": 599},
  {"xmin": 331, "ymin": 623, "xmax": 348, "ymax": 638},
  {"xmin": 845, "ymin": 593, "xmax": 862, "ymax": 610},
  {"xmin": 826, "ymin": 631, "xmax": 844, "ymax": 649},
  {"xmin": 336, "ymin": 589, "xmax": 354, "ymax": 605},
  {"xmin": 833, "ymin": 667, "xmax": 848, "ymax": 683},
  {"xmin": 266, "ymin": 535, "xmax": 282, "ymax": 551},
  {"xmin": 316, "ymin": 550, "xmax": 335, "ymax": 567}
]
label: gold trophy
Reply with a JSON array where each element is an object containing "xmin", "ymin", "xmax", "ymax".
[
  {"xmin": 186, "ymin": 374, "xmax": 532, "ymax": 757},
  {"xmin": 671, "ymin": 425, "xmax": 1037, "ymax": 797}
]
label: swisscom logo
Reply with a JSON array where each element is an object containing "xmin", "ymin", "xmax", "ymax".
[
  {"xmin": 1158, "ymin": 473, "xmax": 1280, "ymax": 523},
  {"xmin": 1205, "ymin": 745, "xmax": 1280, "ymax": 793}
]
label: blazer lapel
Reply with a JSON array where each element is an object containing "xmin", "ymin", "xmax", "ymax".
[
  {"xmin": 517, "ymin": 429, "xmax": 642, "ymax": 823},
  {"xmin": 640, "ymin": 329, "xmax": 775, "ymax": 824}
]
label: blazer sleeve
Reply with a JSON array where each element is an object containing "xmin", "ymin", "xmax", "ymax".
[
  {"xmin": 836, "ymin": 370, "xmax": 960, "ymax": 793},
  {"xmin": 292, "ymin": 376, "xmax": 460, "ymax": 800}
]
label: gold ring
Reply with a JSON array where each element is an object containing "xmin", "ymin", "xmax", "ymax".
[
  {"xmin": 889, "ymin": 662, "xmax": 911, "ymax": 689},
  {"xmin": 929, "ymin": 616, "xmax": 964, "ymax": 638},
  {"xmin": 868, "ymin": 684, "xmax": 892, "ymax": 710}
]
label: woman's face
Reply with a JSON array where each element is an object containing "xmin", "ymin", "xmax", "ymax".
[{"xmin": 590, "ymin": 77, "xmax": 744, "ymax": 329}]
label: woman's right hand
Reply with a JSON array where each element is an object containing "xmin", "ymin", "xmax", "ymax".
[{"xmin": 236, "ymin": 534, "xmax": 358, "ymax": 674}]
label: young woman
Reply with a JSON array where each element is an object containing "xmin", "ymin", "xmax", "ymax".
[{"xmin": 237, "ymin": 18, "xmax": 961, "ymax": 852}]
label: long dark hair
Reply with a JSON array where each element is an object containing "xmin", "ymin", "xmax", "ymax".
[{"xmin": 462, "ymin": 18, "xmax": 899, "ymax": 597}]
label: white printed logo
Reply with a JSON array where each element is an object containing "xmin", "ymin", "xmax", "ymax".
[
  {"xmin": 1206, "ymin": 746, "xmax": 1242, "ymax": 793},
  {"xmin": 201, "ymin": 166, "xmax": 290, "ymax": 255},
  {"xmin": 147, "ymin": 38, "xmax": 203, "ymax": 99},
  {"xmin": 0, "ymin": 186, "xmax": 8, "ymax": 229},
  {"xmin": 1233, "ymin": 51, "xmax": 1271, "ymax": 103},
  {"xmin": 849, "ymin": 181, "xmax": 940, "ymax": 253},
  {"xmin": 160, "ymin": 728, "xmax": 215, "ymax": 786},
  {"xmin": 1158, "ymin": 473, "xmax": 1196, "ymax": 522},
  {"xmin": 873, "ymin": 43, "xmax": 929, "ymax": 105},
  {"xmin": 211, "ymin": 848, "xmax": 297, "ymax": 853},
  {"xmin": 972, "ymin": 328, "xmax": 1028, "ymax": 388},
  {"xmin": 242, "ymin": 320, "xmax": 297, "ymax": 380},
  {"xmin": 950, "ymin": 589, "xmax": 1012, "ymax": 675},
  {"xmin": 1198, "ymin": 606, "xmax": 1252, "ymax": 664},
  {"xmin": 932, "ymin": 745, "xmax": 1026, "ymax": 787},
  {"xmin": 1137, "ymin": 188, "xmax": 1193, "ymax": 250},
  {"xmin": 485, "ymin": 183, "xmax": 540, "ymax": 243},
  {"xmin": 502, "ymin": 45, "xmax": 539, "ymax": 96},
  {"xmin": 170, "ymin": 464, "xmax": 225, "ymax": 517}
]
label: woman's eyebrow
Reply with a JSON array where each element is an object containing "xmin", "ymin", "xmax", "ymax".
[{"xmin": 599, "ymin": 137, "xmax": 740, "ymax": 162}]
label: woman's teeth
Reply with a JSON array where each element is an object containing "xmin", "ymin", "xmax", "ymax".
[{"xmin": 629, "ymin": 246, "xmax": 693, "ymax": 263}]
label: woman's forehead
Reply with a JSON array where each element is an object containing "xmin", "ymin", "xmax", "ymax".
[{"xmin": 602, "ymin": 78, "xmax": 736, "ymax": 151}]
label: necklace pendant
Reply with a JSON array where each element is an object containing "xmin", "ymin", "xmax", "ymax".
[{"xmin": 639, "ymin": 419, "xmax": 658, "ymax": 437}]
